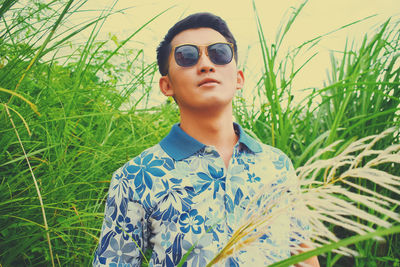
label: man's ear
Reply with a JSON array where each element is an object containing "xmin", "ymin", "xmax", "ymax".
[
  {"xmin": 236, "ymin": 70, "xmax": 244, "ymax": 90},
  {"xmin": 159, "ymin": 75, "xmax": 174, "ymax": 97}
]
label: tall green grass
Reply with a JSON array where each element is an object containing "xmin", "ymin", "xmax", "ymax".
[
  {"xmin": 0, "ymin": 0, "xmax": 399, "ymax": 266},
  {"xmin": 234, "ymin": 1, "xmax": 399, "ymax": 167},
  {"xmin": 0, "ymin": 1, "xmax": 177, "ymax": 265},
  {"xmin": 233, "ymin": 1, "xmax": 399, "ymax": 266}
]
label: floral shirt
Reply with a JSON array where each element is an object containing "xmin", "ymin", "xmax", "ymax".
[{"xmin": 93, "ymin": 123, "xmax": 309, "ymax": 267}]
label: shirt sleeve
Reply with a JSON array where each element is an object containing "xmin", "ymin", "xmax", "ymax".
[{"xmin": 93, "ymin": 166, "xmax": 149, "ymax": 266}]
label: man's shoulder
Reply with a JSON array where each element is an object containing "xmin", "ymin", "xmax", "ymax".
[
  {"xmin": 249, "ymin": 141, "xmax": 296, "ymax": 176},
  {"xmin": 112, "ymin": 143, "xmax": 172, "ymax": 177},
  {"xmin": 256, "ymin": 141, "xmax": 292, "ymax": 161}
]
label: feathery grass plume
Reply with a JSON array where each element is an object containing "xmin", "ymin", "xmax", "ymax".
[
  {"xmin": 206, "ymin": 183, "xmax": 296, "ymax": 266},
  {"xmin": 207, "ymin": 127, "xmax": 399, "ymax": 266},
  {"xmin": 298, "ymin": 127, "xmax": 400, "ymax": 252}
]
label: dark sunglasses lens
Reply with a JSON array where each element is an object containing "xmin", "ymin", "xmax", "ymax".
[
  {"xmin": 175, "ymin": 45, "xmax": 199, "ymax": 67},
  {"xmin": 208, "ymin": 43, "xmax": 233, "ymax": 65}
]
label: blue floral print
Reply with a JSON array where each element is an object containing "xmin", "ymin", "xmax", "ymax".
[
  {"xmin": 126, "ymin": 153, "xmax": 165, "ymax": 193},
  {"xmin": 115, "ymin": 214, "xmax": 134, "ymax": 240},
  {"xmin": 179, "ymin": 209, "xmax": 204, "ymax": 234},
  {"xmin": 182, "ymin": 235, "xmax": 214, "ymax": 267},
  {"xmin": 161, "ymin": 232, "xmax": 172, "ymax": 248},
  {"xmin": 102, "ymin": 237, "xmax": 137, "ymax": 263},
  {"xmin": 196, "ymin": 165, "xmax": 225, "ymax": 198},
  {"xmin": 93, "ymin": 123, "xmax": 310, "ymax": 266}
]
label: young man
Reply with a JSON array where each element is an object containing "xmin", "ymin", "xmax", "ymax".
[{"xmin": 93, "ymin": 12, "xmax": 319, "ymax": 267}]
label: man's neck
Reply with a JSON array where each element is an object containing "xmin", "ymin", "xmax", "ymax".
[{"xmin": 179, "ymin": 107, "xmax": 238, "ymax": 168}]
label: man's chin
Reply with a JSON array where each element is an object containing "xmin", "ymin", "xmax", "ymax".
[{"xmin": 181, "ymin": 100, "xmax": 233, "ymax": 114}]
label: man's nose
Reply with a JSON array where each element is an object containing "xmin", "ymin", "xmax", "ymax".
[{"xmin": 197, "ymin": 50, "xmax": 215, "ymax": 73}]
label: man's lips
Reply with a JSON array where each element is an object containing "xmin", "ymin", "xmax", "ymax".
[{"xmin": 198, "ymin": 78, "xmax": 219, "ymax": 87}]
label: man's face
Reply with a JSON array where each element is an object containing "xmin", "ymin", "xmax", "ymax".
[{"xmin": 159, "ymin": 27, "xmax": 244, "ymax": 113}]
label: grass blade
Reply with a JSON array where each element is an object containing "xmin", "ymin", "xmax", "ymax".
[{"xmin": 4, "ymin": 103, "xmax": 55, "ymax": 267}]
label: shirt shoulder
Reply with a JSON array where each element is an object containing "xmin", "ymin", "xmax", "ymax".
[
  {"xmin": 258, "ymin": 142, "xmax": 290, "ymax": 157},
  {"xmin": 108, "ymin": 143, "xmax": 173, "ymax": 202},
  {"xmin": 114, "ymin": 143, "xmax": 172, "ymax": 176},
  {"xmin": 251, "ymin": 142, "xmax": 294, "ymax": 168},
  {"xmin": 247, "ymin": 142, "xmax": 298, "ymax": 190}
]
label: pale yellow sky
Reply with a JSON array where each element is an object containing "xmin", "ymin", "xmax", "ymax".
[{"xmin": 79, "ymin": 0, "xmax": 399, "ymax": 106}]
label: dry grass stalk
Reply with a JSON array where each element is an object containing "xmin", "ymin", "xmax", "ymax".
[{"xmin": 297, "ymin": 127, "xmax": 400, "ymax": 255}]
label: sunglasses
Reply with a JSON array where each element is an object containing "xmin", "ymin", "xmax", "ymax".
[{"xmin": 171, "ymin": 42, "xmax": 234, "ymax": 68}]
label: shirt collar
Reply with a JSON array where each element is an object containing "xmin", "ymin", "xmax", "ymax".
[{"xmin": 159, "ymin": 123, "xmax": 262, "ymax": 161}]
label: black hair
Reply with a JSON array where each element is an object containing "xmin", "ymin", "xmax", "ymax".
[{"xmin": 156, "ymin": 12, "xmax": 238, "ymax": 76}]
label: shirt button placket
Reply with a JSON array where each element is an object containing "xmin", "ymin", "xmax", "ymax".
[
  {"xmin": 223, "ymin": 146, "xmax": 237, "ymax": 235},
  {"xmin": 206, "ymin": 145, "xmax": 230, "ymax": 240}
]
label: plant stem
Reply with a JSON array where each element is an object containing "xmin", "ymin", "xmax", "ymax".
[{"xmin": 4, "ymin": 103, "xmax": 55, "ymax": 267}]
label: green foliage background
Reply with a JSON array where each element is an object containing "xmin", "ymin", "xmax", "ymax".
[{"xmin": 0, "ymin": 0, "xmax": 399, "ymax": 266}]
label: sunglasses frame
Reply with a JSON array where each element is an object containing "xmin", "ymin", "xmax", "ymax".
[{"xmin": 170, "ymin": 42, "xmax": 234, "ymax": 70}]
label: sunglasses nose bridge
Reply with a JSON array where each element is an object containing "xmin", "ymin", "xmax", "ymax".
[
  {"xmin": 203, "ymin": 45, "xmax": 209, "ymax": 58},
  {"xmin": 197, "ymin": 44, "xmax": 214, "ymax": 66},
  {"xmin": 196, "ymin": 45, "xmax": 208, "ymax": 61}
]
